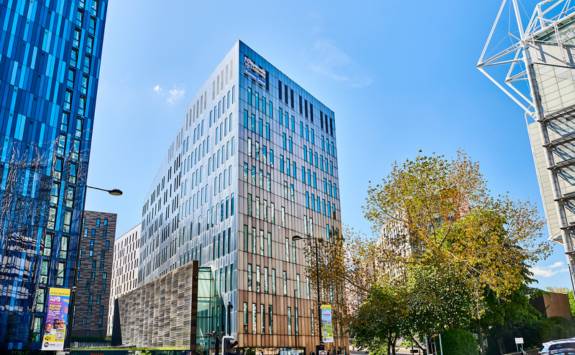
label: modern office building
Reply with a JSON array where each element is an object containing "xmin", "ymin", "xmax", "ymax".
[
  {"xmin": 71, "ymin": 211, "xmax": 116, "ymax": 340},
  {"xmin": 478, "ymin": 0, "xmax": 575, "ymax": 290},
  {"xmin": 138, "ymin": 41, "xmax": 346, "ymax": 353},
  {"xmin": 0, "ymin": 0, "xmax": 108, "ymax": 349},
  {"xmin": 107, "ymin": 223, "xmax": 141, "ymax": 336}
]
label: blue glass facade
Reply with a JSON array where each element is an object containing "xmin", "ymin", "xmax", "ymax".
[{"xmin": 0, "ymin": 0, "xmax": 108, "ymax": 349}]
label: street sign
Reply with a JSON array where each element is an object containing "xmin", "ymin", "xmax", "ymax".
[{"xmin": 515, "ymin": 337, "xmax": 524, "ymax": 345}]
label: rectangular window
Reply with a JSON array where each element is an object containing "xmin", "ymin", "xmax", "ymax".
[
  {"xmin": 243, "ymin": 224, "xmax": 249, "ymax": 251},
  {"xmin": 34, "ymin": 288, "xmax": 45, "ymax": 312},
  {"xmin": 64, "ymin": 90, "xmax": 73, "ymax": 111},
  {"xmin": 252, "ymin": 303, "xmax": 257, "ymax": 334},
  {"xmin": 296, "ymin": 273, "xmax": 301, "ymax": 298},
  {"xmin": 261, "ymin": 304, "xmax": 266, "ymax": 334},
  {"xmin": 287, "ymin": 306, "xmax": 292, "ymax": 336},
  {"xmin": 295, "ymin": 306, "xmax": 299, "ymax": 335},
  {"xmin": 283, "ymin": 270, "xmax": 288, "ymax": 295},
  {"xmin": 265, "ymin": 122, "xmax": 271, "ymax": 140},
  {"xmin": 67, "ymin": 69, "xmax": 75, "ymax": 87},
  {"xmin": 43, "ymin": 233, "xmax": 53, "ymax": 256},
  {"xmin": 247, "ymin": 264, "xmax": 253, "ymax": 291},
  {"xmin": 65, "ymin": 187, "xmax": 74, "ymax": 208},
  {"xmin": 256, "ymin": 265, "xmax": 261, "ymax": 293},
  {"xmin": 56, "ymin": 262, "xmax": 65, "ymax": 286},
  {"xmin": 272, "ymin": 268, "xmax": 277, "ymax": 295},
  {"xmin": 247, "ymin": 193, "xmax": 253, "ymax": 216},
  {"xmin": 40, "ymin": 260, "xmax": 49, "ymax": 284},
  {"xmin": 264, "ymin": 267, "xmax": 269, "ymax": 293},
  {"xmin": 59, "ymin": 236, "xmax": 68, "ymax": 259},
  {"xmin": 243, "ymin": 302, "xmax": 248, "ymax": 332},
  {"xmin": 267, "ymin": 232, "xmax": 272, "ymax": 257},
  {"xmin": 269, "ymin": 304, "xmax": 274, "ymax": 334},
  {"xmin": 278, "ymin": 80, "xmax": 282, "ymax": 100}
]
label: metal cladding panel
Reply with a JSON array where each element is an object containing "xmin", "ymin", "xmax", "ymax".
[{"xmin": 117, "ymin": 261, "xmax": 199, "ymax": 349}]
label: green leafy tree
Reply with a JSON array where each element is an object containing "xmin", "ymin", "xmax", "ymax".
[
  {"xmin": 330, "ymin": 152, "xmax": 549, "ymax": 354},
  {"xmin": 405, "ymin": 263, "xmax": 475, "ymax": 338},
  {"xmin": 350, "ymin": 283, "xmax": 408, "ymax": 355}
]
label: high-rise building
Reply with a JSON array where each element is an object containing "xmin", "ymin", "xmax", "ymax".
[
  {"xmin": 107, "ymin": 223, "xmax": 141, "ymax": 336},
  {"xmin": 478, "ymin": 0, "xmax": 575, "ymax": 289},
  {"xmin": 0, "ymin": 0, "xmax": 108, "ymax": 350},
  {"xmin": 139, "ymin": 41, "xmax": 345, "ymax": 353},
  {"xmin": 71, "ymin": 211, "xmax": 116, "ymax": 341}
]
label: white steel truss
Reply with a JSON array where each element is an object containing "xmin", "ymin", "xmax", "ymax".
[{"xmin": 478, "ymin": 0, "xmax": 575, "ymax": 291}]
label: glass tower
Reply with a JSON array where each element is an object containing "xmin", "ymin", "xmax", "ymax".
[
  {"xmin": 0, "ymin": 0, "xmax": 108, "ymax": 349},
  {"xmin": 139, "ymin": 41, "xmax": 346, "ymax": 353}
]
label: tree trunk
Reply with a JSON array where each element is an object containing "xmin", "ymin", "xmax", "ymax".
[{"xmin": 477, "ymin": 322, "xmax": 485, "ymax": 355}]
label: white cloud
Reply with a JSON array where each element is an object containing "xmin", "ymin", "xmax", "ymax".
[
  {"xmin": 167, "ymin": 87, "xmax": 185, "ymax": 104},
  {"xmin": 309, "ymin": 39, "xmax": 373, "ymax": 89},
  {"xmin": 152, "ymin": 84, "xmax": 185, "ymax": 104},
  {"xmin": 531, "ymin": 261, "xmax": 569, "ymax": 278}
]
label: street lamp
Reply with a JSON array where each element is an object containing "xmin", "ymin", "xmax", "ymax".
[
  {"xmin": 86, "ymin": 185, "xmax": 123, "ymax": 196},
  {"xmin": 292, "ymin": 234, "xmax": 324, "ymax": 352}
]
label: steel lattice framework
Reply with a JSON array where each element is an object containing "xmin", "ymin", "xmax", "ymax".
[{"xmin": 478, "ymin": 0, "xmax": 575, "ymax": 291}]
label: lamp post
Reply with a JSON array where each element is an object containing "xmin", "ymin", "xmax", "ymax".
[
  {"xmin": 292, "ymin": 234, "xmax": 323, "ymax": 352},
  {"xmin": 65, "ymin": 184, "xmax": 122, "ymax": 349},
  {"xmin": 86, "ymin": 185, "xmax": 123, "ymax": 196}
]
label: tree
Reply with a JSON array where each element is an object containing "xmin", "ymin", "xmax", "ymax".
[
  {"xmin": 350, "ymin": 283, "xmax": 408, "ymax": 355},
  {"xmin": 405, "ymin": 262, "xmax": 475, "ymax": 338},
  {"xmin": 324, "ymin": 152, "xmax": 549, "ymax": 354},
  {"xmin": 364, "ymin": 152, "xmax": 548, "ymax": 299}
]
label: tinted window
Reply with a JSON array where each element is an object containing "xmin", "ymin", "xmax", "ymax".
[{"xmin": 550, "ymin": 342, "xmax": 575, "ymax": 354}]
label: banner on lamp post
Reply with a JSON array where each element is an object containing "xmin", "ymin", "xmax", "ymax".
[
  {"xmin": 321, "ymin": 304, "xmax": 334, "ymax": 343},
  {"xmin": 41, "ymin": 287, "xmax": 70, "ymax": 351}
]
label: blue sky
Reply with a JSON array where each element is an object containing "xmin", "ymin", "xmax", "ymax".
[{"xmin": 85, "ymin": 0, "xmax": 571, "ymax": 289}]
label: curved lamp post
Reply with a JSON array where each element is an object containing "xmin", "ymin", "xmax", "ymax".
[{"xmin": 86, "ymin": 185, "xmax": 123, "ymax": 196}]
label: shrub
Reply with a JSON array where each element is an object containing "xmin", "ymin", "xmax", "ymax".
[{"xmin": 442, "ymin": 329, "xmax": 479, "ymax": 355}]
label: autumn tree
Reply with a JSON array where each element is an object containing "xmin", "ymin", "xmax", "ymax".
[{"xmin": 315, "ymin": 152, "xmax": 549, "ymax": 354}]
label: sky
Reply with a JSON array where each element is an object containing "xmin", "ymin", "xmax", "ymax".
[{"xmin": 85, "ymin": 0, "xmax": 572, "ymax": 289}]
